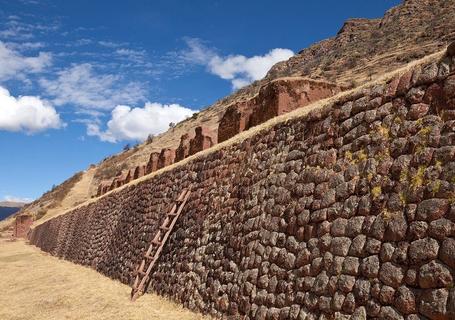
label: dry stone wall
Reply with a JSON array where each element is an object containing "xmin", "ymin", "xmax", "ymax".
[{"xmin": 30, "ymin": 52, "xmax": 455, "ymax": 320}]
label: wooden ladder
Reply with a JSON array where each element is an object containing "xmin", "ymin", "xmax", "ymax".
[{"xmin": 130, "ymin": 187, "xmax": 192, "ymax": 301}]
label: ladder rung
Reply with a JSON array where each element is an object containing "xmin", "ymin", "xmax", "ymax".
[
  {"xmin": 131, "ymin": 186, "xmax": 192, "ymax": 302},
  {"xmin": 176, "ymin": 190, "xmax": 187, "ymax": 202}
]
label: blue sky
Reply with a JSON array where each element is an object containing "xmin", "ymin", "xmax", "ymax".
[{"xmin": 0, "ymin": 0, "xmax": 400, "ymax": 202}]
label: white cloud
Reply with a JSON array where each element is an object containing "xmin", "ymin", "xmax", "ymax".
[
  {"xmin": 116, "ymin": 48, "xmax": 147, "ymax": 62},
  {"xmin": 87, "ymin": 102, "xmax": 195, "ymax": 142},
  {"xmin": 0, "ymin": 86, "xmax": 63, "ymax": 133},
  {"xmin": 0, "ymin": 41, "xmax": 52, "ymax": 81},
  {"xmin": 39, "ymin": 63, "xmax": 147, "ymax": 110},
  {"xmin": 181, "ymin": 38, "xmax": 294, "ymax": 89},
  {"xmin": 2, "ymin": 195, "xmax": 33, "ymax": 203}
]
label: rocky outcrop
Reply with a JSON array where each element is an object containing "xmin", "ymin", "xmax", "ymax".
[
  {"xmin": 218, "ymin": 101, "xmax": 254, "ymax": 143},
  {"xmin": 176, "ymin": 133, "xmax": 195, "ymax": 162},
  {"xmin": 30, "ymin": 49, "xmax": 455, "ymax": 320},
  {"xmin": 146, "ymin": 152, "xmax": 160, "ymax": 175},
  {"xmin": 189, "ymin": 126, "xmax": 217, "ymax": 156},
  {"xmin": 218, "ymin": 78, "xmax": 340, "ymax": 143},
  {"xmin": 158, "ymin": 148, "xmax": 176, "ymax": 169},
  {"xmin": 133, "ymin": 165, "xmax": 146, "ymax": 180},
  {"xmin": 249, "ymin": 77, "xmax": 340, "ymax": 128},
  {"xmin": 14, "ymin": 214, "xmax": 32, "ymax": 238}
]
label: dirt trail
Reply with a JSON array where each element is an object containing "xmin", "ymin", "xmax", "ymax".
[{"xmin": 0, "ymin": 238, "xmax": 208, "ymax": 320}]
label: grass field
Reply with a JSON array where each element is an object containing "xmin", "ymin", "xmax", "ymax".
[{"xmin": 0, "ymin": 237, "xmax": 208, "ymax": 320}]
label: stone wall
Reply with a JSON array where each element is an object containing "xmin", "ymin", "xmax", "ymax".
[
  {"xmin": 14, "ymin": 215, "xmax": 33, "ymax": 238},
  {"xmin": 30, "ymin": 51, "xmax": 455, "ymax": 320}
]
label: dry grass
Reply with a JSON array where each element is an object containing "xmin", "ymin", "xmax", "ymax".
[{"xmin": 0, "ymin": 238, "xmax": 208, "ymax": 320}]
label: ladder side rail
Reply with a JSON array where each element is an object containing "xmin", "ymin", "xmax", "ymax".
[{"xmin": 134, "ymin": 189, "xmax": 191, "ymax": 297}]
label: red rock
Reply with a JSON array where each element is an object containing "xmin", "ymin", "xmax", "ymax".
[
  {"xmin": 97, "ymin": 181, "xmax": 111, "ymax": 196},
  {"xmin": 133, "ymin": 165, "xmax": 146, "ymax": 179},
  {"xmin": 146, "ymin": 152, "xmax": 160, "ymax": 174},
  {"xmin": 175, "ymin": 132, "xmax": 195, "ymax": 162},
  {"xmin": 13, "ymin": 214, "xmax": 33, "ymax": 238},
  {"xmin": 115, "ymin": 170, "xmax": 130, "ymax": 187},
  {"xmin": 384, "ymin": 76, "xmax": 400, "ymax": 101},
  {"xmin": 396, "ymin": 70, "xmax": 413, "ymax": 95},
  {"xmin": 157, "ymin": 148, "xmax": 175, "ymax": 169},
  {"xmin": 218, "ymin": 100, "xmax": 254, "ymax": 143},
  {"xmin": 249, "ymin": 78, "xmax": 340, "ymax": 128},
  {"xmin": 189, "ymin": 126, "xmax": 217, "ymax": 156},
  {"xmin": 124, "ymin": 170, "xmax": 133, "ymax": 184}
]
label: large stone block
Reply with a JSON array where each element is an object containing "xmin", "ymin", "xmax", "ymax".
[{"xmin": 189, "ymin": 126, "xmax": 217, "ymax": 156}]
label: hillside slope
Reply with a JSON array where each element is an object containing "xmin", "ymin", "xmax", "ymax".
[{"xmin": 17, "ymin": 0, "xmax": 455, "ymax": 222}]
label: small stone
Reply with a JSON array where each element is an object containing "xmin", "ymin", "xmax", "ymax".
[
  {"xmin": 337, "ymin": 275, "xmax": 356, "ymax": 293},
  {"xmin": 295, "ymin": 249, "xmax": 311, "ymax": 268},
  {"xmin": 379, "ymin": 285, "xmax": 396, "ymax": 305},
  {"xmin": 416, "ymin": 199, "xmax": 449, "ymax": 221},
  {"xmin": 407, "ymin": 103, "xmax": 429, "ymax": 120},
  {"xmin": 346, "ymin": 216, "xmax": 364, "ymax": 237},
  {"xmin": 331, "ymin": 237, "xmax": 351, "ymax": 256},
  {"xmin": 289, "ymin": 304, "xmax": 300, "ymax": 320},
  {"xmin": 342, "ymin": 292, "xmax": 356, "ymax": 313},
  {"xmin": 429, "ymin": 219, "xmax": 453, "ymax": 240},
  {"xmin": 351, "ymin": 306, "xmax": 367, "ymax": 320},
  {"xmin": 279, "ymin": 307, "xmax": 290, "ymax": 320},
  {"xmin": 406, "ymin": 87, "xmax": 425, "ymax": 104},
  {"xmin": 419, "ymin": 288, "xmax": 449, "ymax": 320},
  {"xmin": 360, "ymin": 255, "xmax": 380, "ymax": 278},
  {"xmin": 353, "ymin": 279, "xmax": 370, "ymax": 304},
  {"xmin": 365, "ymin": 238, "xmax": 382, "ymax": 255},
  {"xmin": 342, "ymin": 256, "xmax": 359, "ymax": 276},
  {"xmin": 267, "ymin": 307, "xmax": 280, "ymax": 320},
  {"xmin": 379, "ymin": 262, "xmax": 404, "ymax": 288},
  {"xmin": 312, "ymin": 271, "xmax": 329, "ymax": 295},
  {"xmin": 440, "ymin": 238, "xmax": 455, "ymax": 269},
  {"xmin": 419, "ymin": 261, "xmax": 453, "ymax": 289},
  {"xmin": 380, "ymin": 243, "xmax": 396, "ymax": 262},
  {"xmin": 379, "ymin": 306, "xmax": 404, "ymax": 320},
  {"xmin": 392, "ymin": 242, "xmax": 409, "ymax": 265},
  {"xmin": 418, "ymin": 63, "xmax": 438, "ymax": 84},
  {"xmin": 349, "ymin": 235, "xmax": 366, "ymax": 257},
  {"xmin": 405, "ymin": 268, "xmax": 418, "ymax": 287},
  {"xmin": 332, "ymin": 291, "xmax": 345, "ymax": 311},
  {"xmin": 366, "ymin": 300, "xmax": 381, "ymax": 317},
  {"xmin": 409, "ymin": 238, "xmax": 439, "ymax": 264},
  {"xmin": 384, "ymin": 212, "xmax": 408, "ymax": 241},
  {"xmin": 331, "ymin": 218, "xmax": 348, "ymax": 236},
  {"xmin": 395, "ymin": 286, "xmax": 416, "ymax": 315},
  {"xmin": 408, "ymin": 221, "xmax": 428, "ymax": 240}
]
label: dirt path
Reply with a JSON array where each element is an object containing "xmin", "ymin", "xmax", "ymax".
[
  {"xmin": 37, "ymin": 167, "xmax": 97, "ymax": 224},
  {"xmin": 0, "ymin": 238, "xmax": 208, "ymax": 320}
]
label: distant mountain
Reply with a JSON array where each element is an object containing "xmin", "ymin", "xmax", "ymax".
[{"xmin": 0, "ymin": 201, "xmax": 26, "ymax": 221}]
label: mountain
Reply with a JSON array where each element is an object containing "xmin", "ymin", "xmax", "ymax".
[
  {"xmin": 0, "ymin": 201, "xmax": 26, "ymax": 221},
  {"xmin": 17, "ymin": 0, "xmax": 455, "ymax": 223}
]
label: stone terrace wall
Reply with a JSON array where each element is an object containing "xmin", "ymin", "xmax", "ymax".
[{"xmin": 30, "ymin": 52, "xmax": 455, "ymax": 320}]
